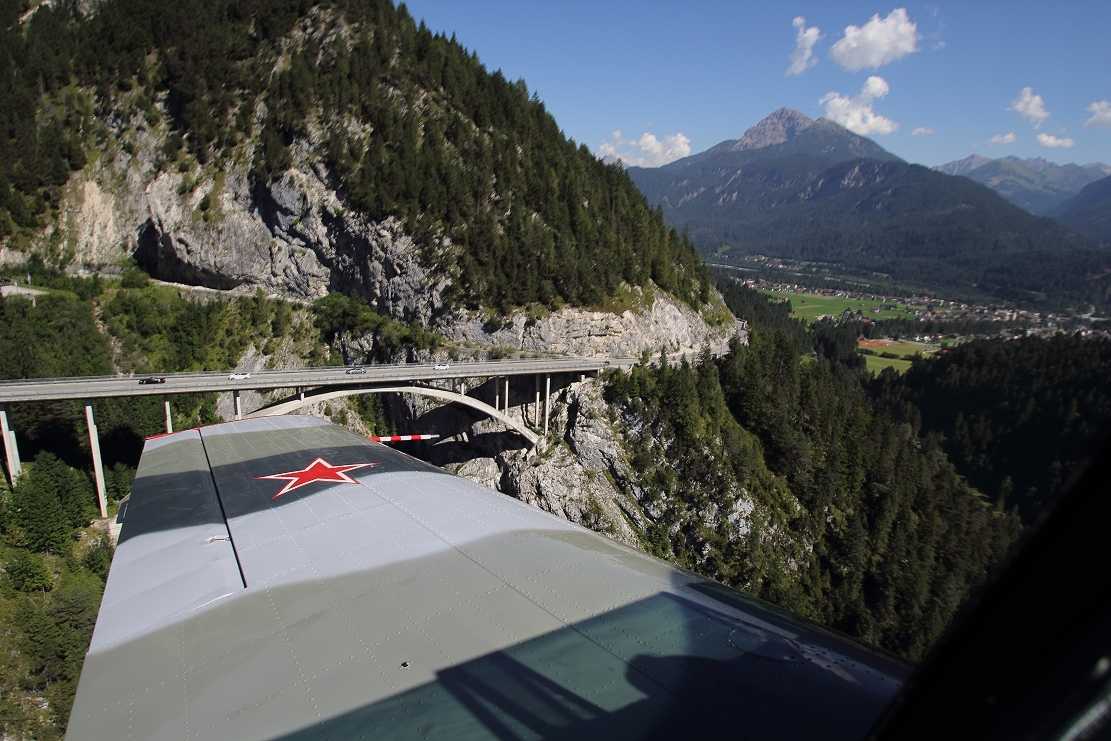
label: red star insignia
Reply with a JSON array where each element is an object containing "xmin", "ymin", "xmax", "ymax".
[{"xmin": 254, "ymin": 457, "xmax": 380, "ymax": 499}]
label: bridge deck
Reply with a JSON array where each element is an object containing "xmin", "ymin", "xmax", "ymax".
[
  {"xmin": 0, "ymin": 358, "xmax": 608, "ymax": 403},
  {"xmin": 0, "ymin": 358, "xmax": 609, "ymax": 515}
]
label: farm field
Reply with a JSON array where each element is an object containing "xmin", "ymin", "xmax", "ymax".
[
  {"xmin": 757, "ymin": 289, "xmax": 909, "ymax": 324},
  {"xmin": 858, "ymin": 339, "xmax": 935, "ymax": 355},
  {"xmin": 858, "ymin": 339, "xmax": 938, "ymax": 374},
  {"xmin": 863, "ymin": 353, "xmax": 913, "ymax": 374}
]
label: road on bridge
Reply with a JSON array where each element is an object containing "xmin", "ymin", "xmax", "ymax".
[
  {"xmin": 0, "ymin": 357, "xmax": 609, "ymax": 403},
  {"xmin": 0, "ymin": 357, "xmax": 613, "ymax": 518}
]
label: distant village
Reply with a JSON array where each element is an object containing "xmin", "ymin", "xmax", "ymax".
[{"xmin": 735, "ymin": 275, "xmax": 1111, "ymax": 342}]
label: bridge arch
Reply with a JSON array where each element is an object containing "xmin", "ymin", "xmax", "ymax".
[{"xmin": 245, "ymin": 384, "xmax": 540, "ymax": 445}]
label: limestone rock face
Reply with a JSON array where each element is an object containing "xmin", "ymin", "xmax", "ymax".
[
  {"xmin": 498, "ymin": 444, "xmax": 641, "ymax": 547},
  {"xmin": 136, "ymin": 163, "xmax": 450, "ymax": 322},
  {"xmin": 445, "ymin": 287, "xmax": 744, "ymax": 359},
  {"xmin": 425, "ymin": 378, "xmax": 647, "ymax": 549},
  {"xmin": 726, "ymin": 107, "xmax": 816, "ymax": 152},
  {"xmin": 34, "ymin": 104, "xmax": 741, "ymax": 357},
  {"xmin": 37, "ymin": 117, "xmax": 449, "ymax": 325}
]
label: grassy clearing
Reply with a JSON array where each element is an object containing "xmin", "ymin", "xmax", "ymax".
[
  {"xmin": 594, "ymin": 283, "xmax": 655, "ymax": 316},
  {"xmin": 859, "ymin": 339, "xmax": 934, "ymax": 355},
  {"xmin": 863, "ymin": 353, "xmax": 914, "ymax": 374},
  {"xmin": 758, "ymin": 289, "xmax": 909, "ymax": 324},
  {"xmin": 858, "ymin": 339, "xmax": 937, "ymax": 375}
]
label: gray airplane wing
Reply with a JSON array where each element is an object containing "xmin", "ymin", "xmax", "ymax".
[{"xmin": 68, "ymin": 416, "xmax": 909, "ymax": 740}]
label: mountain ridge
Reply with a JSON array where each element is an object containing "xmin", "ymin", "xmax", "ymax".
[
  {"xmin": 1045, "ymin": 175, "xmax": 1111, "ymax": 241},
  {"xmin": 627, "ymin": 109, "xmax": 1110, "ymax": 308},
  {"xmin": 659, "ymin": 108, "xmax": 901, "ymax": 174},
  {"xmin": 933, "ymin": 155, "xmax": 1111, "ymax": 214}
]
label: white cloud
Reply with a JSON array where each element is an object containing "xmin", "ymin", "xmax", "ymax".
[
  {"xmin": 829, "ymin": 8, "xmax": 920, "ymax": 72},
  {"xmin": 597, "ymin": 130, "xmax": 692, "ymax": 167},
  {"xmin": 1036, "ymin": 132, "xmax": 1075, "ymax": 148},
  {"xmin": 986, "ymin": 132, "xmax": 1016, "ymax": 146},
  {"xmin": 912, "ymin": 127, "xmax": 935, "ymax": 136},
  {"xmin": 926, "ymin": 4, "xmax": 946, "ymax": 49},
  {"xmin": 1085, "ymin": 101, "xmax": 1111, "ymax": 129},
  {"xmin": 819, "ymin": 76, "xmax": 899, "ymax": 135},
  {"xmin": 1008, "ymin": 87, "xmax": 1050, "ymax": 128},
  {"xmin": 786, "ymin": 16, "xmax": 821, "ymax": 76}
]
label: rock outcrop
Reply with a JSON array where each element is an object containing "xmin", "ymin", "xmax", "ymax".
[
  {"xmin": 48, "ymin": 130, "xmax": 451, "ymax": 323},
  {"xmin": 437, "ymin": 379, "xmax": 646, "ymax": 548},
  {"xmin": 444, "ymin": 286, "xmax": 742, "ymax": 358}
]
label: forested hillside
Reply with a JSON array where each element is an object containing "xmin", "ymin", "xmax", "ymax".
[
  {"xmin": 606, "ymin": 282, "xmax": 1026, "ymax": 658},
  {"xmin": 1046, "ymin": 175, "xmax": 1111, "ymax": 242},
  {"xmin": 874, "ymin": 335, "xmax": 1111, "ymax": 524},
  {"xmin": 717, "ymin": 280, "xmax": 1111, "ymax": 520},
  {"xmin": 1, "ymin": 0, "xmax": 708, "ymax": 310}
]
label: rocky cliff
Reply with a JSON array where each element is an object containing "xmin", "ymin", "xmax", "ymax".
[
  {"xmin": 22, "ymin": 103, "xmax": 743, "ymax": 360},
  {"xmin": 36, "ymin": 122, "xmax": 451, "ymax": 324}
]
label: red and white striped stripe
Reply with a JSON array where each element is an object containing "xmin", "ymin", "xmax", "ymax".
[{"xmin": 368, "ymin": 434, "xmax": 440, "ymax": 442}]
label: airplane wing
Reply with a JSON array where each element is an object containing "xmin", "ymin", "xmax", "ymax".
[{"xmin": 68, "ymin": 415, "xmax": 909, "ymax": 740}]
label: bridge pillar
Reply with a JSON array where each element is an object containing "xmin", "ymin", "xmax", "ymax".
[
  {"xmin": 163, "ymin": 396, "xmax": 173, "ymax": 434},
  {"xmin": 494, "ymin": 381, "xmax": 499, "ymax": 413},
  {"xmin": 83, "ymin": 401, "xmax": 108, "ymax": 519},
  {"xmin": 503, "ymin": 378, "xmax": 509, "ymax": 414},
  {"xmin": 233, "ymin": 390, "xmax": 243, "ymax": 420},
  {"xmin": 534, "ymin": 375, "xmax": 540, "ymax": 428},
  {"xmin": 0, "ymin": 403, "xmax": 22, "ymax": 483},
  {"xmin": 544, "ymin": 374, "xmax": 551, "ymax": 435}
]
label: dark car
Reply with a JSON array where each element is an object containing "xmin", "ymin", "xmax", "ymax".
[{"xmin": 138, "ymin": 377, "xmax": 166, "ymax": 385}]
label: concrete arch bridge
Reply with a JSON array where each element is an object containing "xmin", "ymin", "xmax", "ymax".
[{"xmin": 248, "ymin": 383, "xmax": 540, "ymax": 446}]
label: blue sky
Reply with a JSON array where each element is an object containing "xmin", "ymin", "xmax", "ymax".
[{"xmin": 401, "ymin": 1, "xmax": 1111, "ymax": 168}]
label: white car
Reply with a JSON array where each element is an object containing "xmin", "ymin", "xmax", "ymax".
[
  {"xmin": 229, "ymin": 372, "xmax": 251, "ymax": 380},
  {"xmin": 434, "ymin": 363, "xmax": 450, "ymax": 371}
]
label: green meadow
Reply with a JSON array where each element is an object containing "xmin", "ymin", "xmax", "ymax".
[
  {"xmin": 863, "ymin": 353, "xmax": 914, "ymax": 374},
  {"xmin": 757, "ymin": 289, "xmax": 908, "ymax": 324},
  {"xmin": 858, "ymin": 339, "xmax": 935, "ymax": 374}
]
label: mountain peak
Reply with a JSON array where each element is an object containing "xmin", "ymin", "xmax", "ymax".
[
  {"xmin": 724, "ymin": 108, "xmax": 816, "ymax": 152},
  {"xmin": 934, "ymin": 154, "xmax": 992, "ymax": 177},
  {"xmin": 655, "ymin": 107, "xmax": 899, "ymax": 172},
  {"xmin": 1000, "ymin": 155, "xmax": 1058, "ymax": 172}
]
